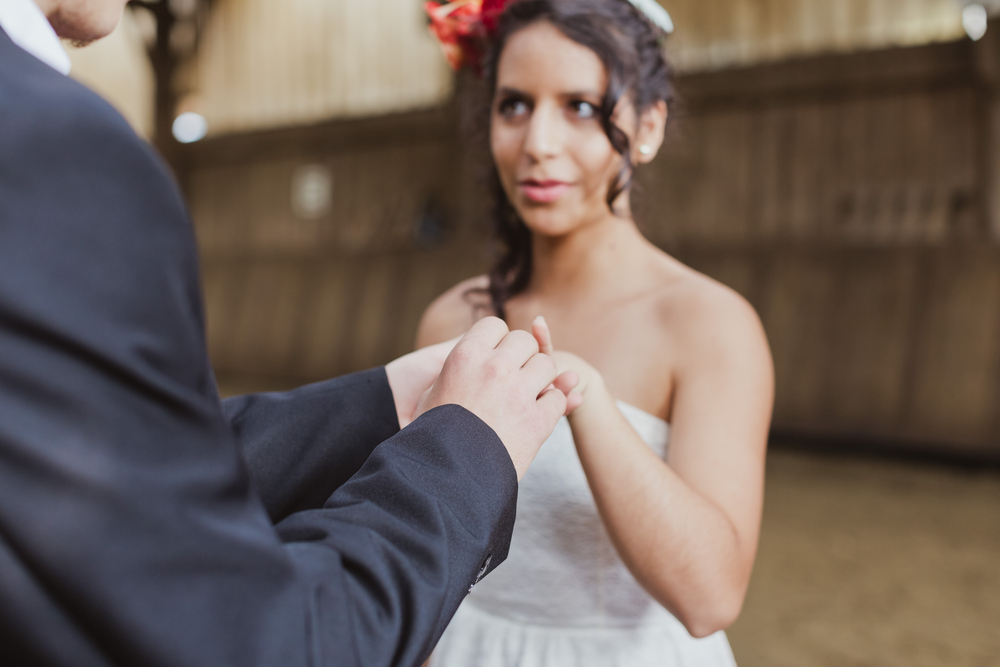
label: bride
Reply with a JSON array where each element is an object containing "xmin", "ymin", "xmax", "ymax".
[{"xmin": 419, "ymin": 0, "xmax": 774, "ymax": 664}]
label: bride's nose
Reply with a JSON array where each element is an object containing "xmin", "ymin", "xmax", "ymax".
[{"xmin": 522, "ymin": 104, "xmax": 563, "ymax": 162}]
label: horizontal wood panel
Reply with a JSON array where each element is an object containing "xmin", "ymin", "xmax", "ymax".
[
  {"xmin": 183, "ymin": 0, "xmax": 966, "ymax": 132},
  {"xmin": 187, "ymin": 124, "xmax": 464, "ymax": 258},
  {"xmin": 678, "ymin": 246, "xmax": 1000, "ymax": 454},
  {"xmin": 205, "ymin": 245, "xmax": 490, "ymax": 383},
  {"xmin": 666, "ymin": 0, "xmax": 964, "ymax": 73},
  {"xmin": 635, "ymin": 43, "xmax": 985, "ymax": 246},
  {"xmin": 193, "ymin": 0, "xmax": 453, "ymax": 134}
]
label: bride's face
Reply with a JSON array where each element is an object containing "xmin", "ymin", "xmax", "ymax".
[{"xmin": 490, "ymin": 21, "xmax": 636, "ymax": 237}]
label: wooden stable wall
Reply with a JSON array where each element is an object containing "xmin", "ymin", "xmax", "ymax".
[
  {"xmin": 183, "ymin": 0, "xmax": 965, "ymax": 136},
  {"xmin": 639, "ymin": 42, "xmax": 986, "ymax": 246},
  {"xmin": 664, "ymin": 0, "xmax": 964, "ymax": 72},
  {"xmin": 180, "ymin": 32, "xmax": 1000, "ymax": 458},
  {"xmin": 179, "ymin": 108, "xmax": 490, "ymax": 394},
  {"xmin": 676, "ymin": 246, "xmax": 1000, "ymax": 455},
  {"xmin": 636, "ymin": 35, "xmax": 1000, "ymax": 455},
  {"xmin": 190, "ymin": 0, "xmax": 454, "ymax": 134}
]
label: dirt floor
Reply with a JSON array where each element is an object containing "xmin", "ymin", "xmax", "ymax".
[{"xmin": 726, "ymin": 449, "xmax": 1000, "ymax": 667}]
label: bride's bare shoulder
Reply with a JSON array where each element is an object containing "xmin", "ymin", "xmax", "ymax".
[
  {"xmin": 652, "ymin": 257, "xmax": 772, "ymax": 377},
  {"xmin": 415, "ymin": 275, "xmax": 493, "ymax": 347}
]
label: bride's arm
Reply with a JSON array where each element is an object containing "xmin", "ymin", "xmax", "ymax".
[{"xmin": 555, "ymin": 291, "xmax": 773, "ymax": 639}]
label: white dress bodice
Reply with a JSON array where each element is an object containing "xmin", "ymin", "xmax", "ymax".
[{"xmin": 430, "ymin": 402, "xmax": 738, "ymax": 666}]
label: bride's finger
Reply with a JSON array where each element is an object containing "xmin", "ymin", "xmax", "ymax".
[
  {"xmin": 552, "ymin": 371, "xmax": 582, "ymax": 415},
  {"xmin": 564, "ymin": 390, "xmax": 584, "ymax": 415},
  {"xmin": 532, "ymin": 315, "xmax": 554, "ymax": 356},
  {"xmin": 552, "ymin": 370, "xmax": 579, "ymax": 396}
]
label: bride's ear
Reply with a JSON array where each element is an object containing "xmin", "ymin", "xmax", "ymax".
[{"xmin": 633, "ymin": 100, "xmax": 668, "ymax": 164}]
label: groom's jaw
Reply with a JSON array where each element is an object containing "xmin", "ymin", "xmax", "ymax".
[{"xmin": 38, "ymin": 0, "xmax": 128, "ymax": 45}]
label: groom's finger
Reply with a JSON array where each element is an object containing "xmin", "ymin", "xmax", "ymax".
[
  {"xmin": 535, "ymin": 385, "xmax": 569, "ymax": 421},
  {"xmin": 459, "ymin": 316, "xmax": 509, "ymax": 352},
  {"xmin": 521, "ymin": 352, "xmax": 559, "ymax": 391},
  {"xmin": 496, "ymin": 329, "xmax": 540, "ymax": 365}
]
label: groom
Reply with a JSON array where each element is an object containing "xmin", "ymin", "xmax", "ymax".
[{"xmin": 0, "ymin": 1, "xmax": 577, "ymax": 666}]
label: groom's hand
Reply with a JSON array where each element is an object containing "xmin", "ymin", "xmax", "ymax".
[
  {"xmin": 416, "ymin": 317, "xmax": 574, "ymax": 480},
  {"xmin": 385, "ymin": 337, "xmax": 459, "ymax": 429}
]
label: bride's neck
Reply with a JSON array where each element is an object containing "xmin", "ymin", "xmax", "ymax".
[{"xmin": 529, "ymin": 213, "xmax": 651, "ymax": 300}]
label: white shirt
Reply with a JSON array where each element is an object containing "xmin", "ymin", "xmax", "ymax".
[{"xmin": 0, "ymin": 0, "xmax": 71, "ymax": 74}]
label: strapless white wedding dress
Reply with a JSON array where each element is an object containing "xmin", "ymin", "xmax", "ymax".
[{"xmin": 430, "ymin": 402, "xmax": 738, "ymax": 667}]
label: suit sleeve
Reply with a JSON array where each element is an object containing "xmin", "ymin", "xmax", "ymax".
[
  {"xmin": 223, "ymin": 369, "xmax": 401, "ymax": 523},
  {"xmin": 0, "ymin": 58, "xmax": 516, "ymax": 667}
]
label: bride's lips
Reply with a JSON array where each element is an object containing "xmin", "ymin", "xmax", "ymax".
[{"xmin": 519, "ymin": 179, "xmax": 571, "ymax": 203}]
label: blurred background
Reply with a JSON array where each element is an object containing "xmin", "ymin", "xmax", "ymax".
[{"xmin": 70, "ymin": 1, "xmax": 999, "ymax": 664}]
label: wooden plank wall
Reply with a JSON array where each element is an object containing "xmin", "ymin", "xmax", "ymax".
[
  {"xmin": 636, "ymin": 36, "xmax": 1000, "ymax": 455},
  {"xmin": 639, "ymin": 42, "xmax": 983, "ymax": 246},
  {"xmin": 666, "ymin": 0, "xmax": 964, "ymax": 72},
  {"xmin": 672, "ymin": 247, "xmax": 1000, "ymax": 454},
  {"xmin": 181, "ymin": 34, "xmax": 1000, "ymax": 457},
  {"xmin": 190, "ymin": 0, "xmax": 454, "ymax": 134},
  {"xmin": 180, "ymin": 107, "xmax": 493, "ymax": 394},
  {"xmin": 185, "ymin": 0, "xmax": 965, "ymax": 135}
]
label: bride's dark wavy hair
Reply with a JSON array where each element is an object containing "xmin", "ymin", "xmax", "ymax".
[{"xmin": 477, "ymin": 0, "xmax": 676, "ymax": 320}]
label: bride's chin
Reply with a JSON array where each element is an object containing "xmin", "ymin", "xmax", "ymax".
[
  {"xmin": 520, "ymin": 213, "xmax": 579, "ymax": 238},
  {"xmin": 514, "ymin": 203, "xmax": 575, "ymax": 235}
]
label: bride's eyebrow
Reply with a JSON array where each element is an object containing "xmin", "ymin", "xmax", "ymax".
[
  {"xmin": 560, "ymin": 90, "xmax": 602, "ymax": 100},
  {"xmin": 493, "ymin": 87, "xmax": 603, "ymax": 102},
  {"xmin": 495, "ymin": 86, "xmax": 529, "ymax": 99}
]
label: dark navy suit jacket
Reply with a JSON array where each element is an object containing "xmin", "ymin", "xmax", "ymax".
[{"xmin": 0, "ymin": 27, "xmax": 516, "ymax": 667}]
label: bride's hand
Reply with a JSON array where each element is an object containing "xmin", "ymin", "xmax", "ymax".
[
  {"xmin": 549, "ymin": 350, "xmax": 604, "ymax": 398},
  {"xmin": 530, "ymin": 317, "xmax": 595, "ymax": 414},
  {"xmin": 385, "ymin": 337, "xmax": 459, "ymax": 428}
]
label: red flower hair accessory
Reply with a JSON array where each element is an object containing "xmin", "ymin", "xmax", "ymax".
[{"xmin": 425, "ymin": 0, "xmax": 510, "ymax": 74}]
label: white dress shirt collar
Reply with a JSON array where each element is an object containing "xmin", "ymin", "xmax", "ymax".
[{"xmin": 0, "ymin": 0, "xmax": 71, "ymax": 74}]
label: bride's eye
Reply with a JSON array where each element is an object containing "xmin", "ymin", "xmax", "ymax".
[
  {"xmin": 570, "ymin": 100, "xmax": 598, "ymax": 119},
  {"xmin": 497, "ymin": 97, "xmax": 530, "ymax": 119}
]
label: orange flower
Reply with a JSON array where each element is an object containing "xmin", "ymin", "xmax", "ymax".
[{"xmin": 425, "ymin": 0, "xmax": 511, "ymax": 72}]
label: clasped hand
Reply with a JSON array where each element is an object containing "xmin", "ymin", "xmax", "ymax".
[{"xmin": 386, "ymin": 317, "xmax": 581, "ymax": 479}]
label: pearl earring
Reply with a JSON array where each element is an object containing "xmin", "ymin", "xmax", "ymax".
[{"xmin": 639, "ymin": 145, "xmax": 652, "ymax": 156}]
